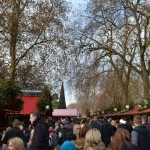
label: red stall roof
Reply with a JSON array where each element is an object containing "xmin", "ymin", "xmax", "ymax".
[
  {"xmin": 52, "ymin": 109, "xmax": 77, "ymax": 117},
  {"xmin": 20, "ymin": 96, "xmax": 39, "ymax": 115},
  {"xmin": 138, "ymin": 108, "xmax": 150, "ymax": 114},
  {"xmin": 123, "ymin": 107, "xmax": 142, "ymax": 115}
]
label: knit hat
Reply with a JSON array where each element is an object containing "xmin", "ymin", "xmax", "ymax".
[
  {"xmin": 119, "ymin": 119, "xmax": 127, "ymax": 124},
  {"xmin": 61, "ymin": 119, "xmax": 67, "ymax": 125},
  {"xmin": 13, "ymin": 119, "xmax": 21, "ymax": 127},
  {"xmin": 60, "ymin": 141, "xmax": 76, "ymax": 150}
]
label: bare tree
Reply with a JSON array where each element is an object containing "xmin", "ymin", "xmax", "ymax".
[
  {"xmin": 0, "ymin": 0, "xmax": 68, "ymax": 82},
  {"xmin": 68, "ymin": 0, "xmax": 149, "ymax": 108}
]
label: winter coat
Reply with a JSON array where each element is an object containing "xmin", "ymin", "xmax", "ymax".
[
  {"xmin": 2, "ymin": 127, "xmax": 25, "ymax": 145},
  {"xmin": 30, "ymin": 118, "xmax": 49, "ymax": 150},
  {"xmin": 58, "ymin": 124, "xmax": 76, "ymax": 145},
  {"xmin": 89, "ymin": 121, "xmax": 102, "ymax": 133},
  {"xmin": 131, "ymin": 124, "xmax": 150, "ymax": 150},
  {"xmin": 101, "ymin": 121, "xmax": 113, "ymax": 147},
  {"xmin": 118, "ymin": 122, "xmax": 133, "ymax": 134}
]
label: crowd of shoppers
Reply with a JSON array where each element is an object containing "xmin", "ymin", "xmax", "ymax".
[{"xmin": 1, "ymin": 113, "xmax": 150, "ymax": 150}]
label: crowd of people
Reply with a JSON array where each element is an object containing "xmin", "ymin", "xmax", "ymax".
[{"xmin": 1, "ymin": 112, "xmax": 150, "ymax": 150}]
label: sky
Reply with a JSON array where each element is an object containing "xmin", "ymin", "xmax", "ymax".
[{"xmin": 64, "ymin": 0, "xmax": 87, "ymax": 106}]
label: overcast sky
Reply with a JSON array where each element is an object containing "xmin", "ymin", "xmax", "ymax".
[{"xmin": 64, "ymin": 0, "xmax": 88, "ymax": 106}]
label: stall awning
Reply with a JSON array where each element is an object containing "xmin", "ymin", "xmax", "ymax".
[
  {"xmin": 52, "ymin": 109, "xmax": 78, "ymax": 117},
  {"xmin": 123, "ymin": 107, "xmax": 142, "ymax": 115}
]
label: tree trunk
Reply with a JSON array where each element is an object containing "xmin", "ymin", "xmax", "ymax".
[
  {"xmin": 141, "ymin": 47, "xmax": 150, "ymax": 98},
  {"xmin": 9, "ymin": 2, "xmax": 19, "ymax": 81},
  {"xmin": 142, "ymin": 70, "xmax": 150, "ymax": 97}
]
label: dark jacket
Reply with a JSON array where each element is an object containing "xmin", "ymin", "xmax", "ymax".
[
  {"xmin": 58, "ymin": 124, "xmax": 76, "ymax": 145},
  {"xmin": 118, "ymin": 122, "xmax": 133, "ymax": 134},
  {"xmin": 101, "ymin": 121, "xmax": 113, "ymax": 147},
  {"xmin": 89, "ymin": 121, "xmax": 102, "ymax": 133},
  {"xmin": 131, "ymin": 124, "xmax": 150, "ymax": 150},
  {"xmin": 30, "ymin": 118, "xmax": 49, "ymax": 150},
  {"xmin": 2, "ymin": 127, "xmax": 25, "ymax": 145}
]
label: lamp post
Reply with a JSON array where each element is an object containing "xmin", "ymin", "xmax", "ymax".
[
  {"xmin": 125, "ymin": 104, "xmax": 130, "ymax": 110},
  {"xmin": 45, "ymin": 105, "xmax": 50, "ymax": 116},
  {"xmin": 144, "ymin": 99, "xmax": 148, "ymax": 108},
  {"xmin": 102, "ymin": 111, "xmax": 104, "ymax": 115}
]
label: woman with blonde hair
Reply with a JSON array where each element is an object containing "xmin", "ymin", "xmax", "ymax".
[
  {"xmin": 108, "ymin": 128, "xmax": 139, "ymax": 150},
  {"xmin": 73, "ymin": 124, "xmax": 91, "ymax": 150},
  {"xmin": 84, "ymin": 128, "xmax": 107, "ymax": 150},
  {"xmin": 7, "ymin": 137, "xmax": 25, "ymax": 150}
]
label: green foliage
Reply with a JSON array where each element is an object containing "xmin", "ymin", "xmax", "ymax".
[
  {"xmin": 37, "ymin": 86, "xmax": 53, "ymax": 116},
  {"xmin": 51, "ymin": 93, "xmax": 59, "ymax": 108},
  {"xmin": 58, "ymin": 82, "xmax": 66, "ymax": 109},
  {"xmin": 52, "ymin": 93, "xmax": 58, "ymax": 101},
  {"xmin": 0, "ymin": 80, "xmax": 23, "ymax": 110},
  {"xmin": 15, "ymin": 98, "xmax": 24, "ymax": 111}
]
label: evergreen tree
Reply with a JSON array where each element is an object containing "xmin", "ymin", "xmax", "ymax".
[
  {"xmin": 37, "ymin": 86, "xmax": 53, "ymax": 116},
  {"xmin": 0, "ymin": 80, "xmax": 23, "ymax": 110},
  {"xmin": 58, "ymin": 82, "xmax": 66, "ymax": 109}
]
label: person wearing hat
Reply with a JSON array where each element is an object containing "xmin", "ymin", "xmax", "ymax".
[
  {"xmin": 58, "ymin": 118, "xmax": 76, "ymax": 145},
  {"xmin": 60, "ymin": 141, "xmax": 76, "ymax": 150},
  {"xmin": 2, "ymin": 119, "xmax": 25, "ymax": 149},
  {"xmin": 118, "ymin": 118, "xmax": 133, "ymax": 134}
]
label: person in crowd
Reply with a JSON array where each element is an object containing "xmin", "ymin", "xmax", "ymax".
[
  {"xmin": 108, "ymin": 128, "xmax": 140, "ymax": 150},
  {"xmin": 54, "ymin": 144, "xmax": 60, "ymax": 150},
  {"xmin": 19, "ymin": 122, "xmax": 30, "ymax": 146},
  {"xmin": 27, "ymin": 125, "xmax": 34, "ymax": 148},
  {"xmin": 53, "ymin": 121, "xmax": 61, "ymax": 147},
  {"xmin": 101, "ymin": 117, "xmax": 113, "ymax": 147},
  {"xmin": 89, "ymin": 116, "xmax": 102, "ymax": 133},
  {"xmin": 69, "ymin": 118, "xmax": 76, "ymax": 129},
  {"xmin": 7, "ymin": 137, "xmax": 25, "ymax": 150},
  {"xmin": 83, "ymin": 128, "xmax": 107, "ymax": 150},
  {"xmin": 80, "ymin": 119, "xmax": 87, "ymax": 129},
  {"xmin": 48, "ymin": 127, "xmax": 55, "ymax": 149},
  {"xmin": 110, "ymin": 120, "xmax": 117, "ymax": 136},
  {"xmin": 73, "ymin": 121, "xmax": 81, "ymax": 139},
  {"xmin": 2, "ymin": 119, "xmax": 25, "ymax": 148},
  {"xmin": 58, "ymin": 118, "xmax": 76, "ymax": 145},
  {"xmin": 131, "ymin": 115, "xmax": 150, "ymax": 150},
  {"xmin": 142, "ymin": 115, "xmax": 150, "ymax": 130},
  {"xmin": 60, "ymin": 141, "xmax": 76, "ymax": 150},
  {"xmin": 1, "ymin": 126, "xmax": 12, "ymax": 150},
  {"xmin": 118, "ymin": 118, "xmax": 133, "ymax": 134},
  {"xmin": 29, "ymin": 111, "xmax": 49, "ymax": 150},
  {"xmin": 148, "ymin": 116, "xmax": 150, "ymax": 124},
  {"xmin": 73, "ymin": 124, "xmax": 91, "ymax": 150}
]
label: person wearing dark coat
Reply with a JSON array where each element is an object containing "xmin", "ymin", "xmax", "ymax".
[
  {"xmin": 142, "ymin": 115, "xmax": 150, "ymax": 131},
  {"xmin": 58, "ymin": 119, "xmax": 76, "ymax": 145},
  {"xmin": 118, "ymin": 118, "xmax": 133, "ymax": 134},
  {"xmin": 89, "ymin": 116, "xmax": 102, "ymax": 133},
  {"xmin": 2, "ymin": 119, "xmax": 25, "ymax": 147},
  {"xmin": 131, "ymin": 115, "xmax": 150, "ymax": 150},
  {"xmin": 101, "ymin": 117, "xmax": 113, "ymax": 147},
  {"xmin": 29, "ymin": 111, "xmax": 49, "ymax": 150}
]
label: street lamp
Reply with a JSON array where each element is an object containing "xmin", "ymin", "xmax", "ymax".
[
  {"xmin": 45, "ymin": 105, "xmax": 50, "ymax": 116},
  {"xmin": 114, "ymin": 108, "xmax": 117, "ymax": 112},
  {"xmin": 125, "ymin": 104, "xmax": 130, "ymax": 110},
  {"xmin": 144, "ymin": 99, "xmax": 149, "ymax": 108}
]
